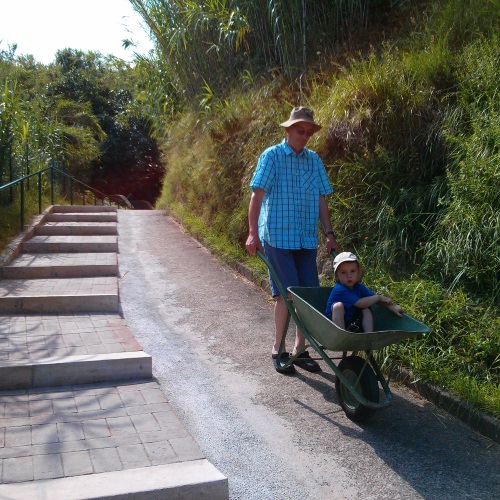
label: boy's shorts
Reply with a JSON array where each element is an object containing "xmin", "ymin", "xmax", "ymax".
[
  {"xmin": 264, "ymin": 241, "xmax": 319, "ymax": 298},
  {"xmin": 345, "ymin": 308, "xmax": 364, "ymax": 332}
]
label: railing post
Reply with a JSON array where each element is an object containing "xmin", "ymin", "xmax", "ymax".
[
  {"xmin": 25, "ymin": 143, "xmax": 30, "ymax": 190},
  {"xmin": 70, "ymin": 177, "xmax": 74, "ymax": 205},
  {"xmin": 38, "ymin": 171, "xmax": 42, "ymax": 213},
  {"xmin": 51, "ymin": 161, "xmax": 55, "ymax": 204},
  {"xmin": 9, "ymin": 147, "xmax": 13, "ymax": 205},
  {"xmin": 20, "ymin": 178, "xmax": 25, "ymax": 231}
]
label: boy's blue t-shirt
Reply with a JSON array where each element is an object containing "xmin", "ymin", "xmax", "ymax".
[{"xmin": 324, "ymin": 282, "xmax": 375, "ymax": 322}]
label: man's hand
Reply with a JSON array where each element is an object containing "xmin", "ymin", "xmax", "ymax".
[
  {"xmin": 326, "ymin": 238, "xmax": 340, "ymax": 255},
  {"xmin": 245, "ymin": 233, "xmax": 263, "ymax": 256}
]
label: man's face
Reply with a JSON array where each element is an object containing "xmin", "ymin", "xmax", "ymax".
[{"xmin": 286, "ymin": 122, "xmax": 315, "ymax": 153}]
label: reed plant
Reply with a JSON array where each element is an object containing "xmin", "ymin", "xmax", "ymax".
[{"xmin": 132, "ymin": 0, "xmax": 379, "ymax": 103}]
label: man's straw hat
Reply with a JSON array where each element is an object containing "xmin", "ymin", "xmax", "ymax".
[{"xmin": 280, "ymin": 106, "xmax": 322, "ymax": 132}]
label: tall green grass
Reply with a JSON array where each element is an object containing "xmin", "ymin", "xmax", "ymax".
[{"xmin": 423, "ymin": 35, "xmax": 500, "ymax": 300}]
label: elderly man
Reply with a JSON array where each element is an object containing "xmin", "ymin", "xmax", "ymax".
[{"xmin": 246, "ymin": 106, "xmax": 340, "ymax": 374}]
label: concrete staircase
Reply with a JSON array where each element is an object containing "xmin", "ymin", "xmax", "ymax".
[
  {"xmin": 0, "ymin": 205, "xmax": 152, "ymax": 390},
  {"xmin": 0, "ymin": 206, "xmax": 228, "ymax": 498}
]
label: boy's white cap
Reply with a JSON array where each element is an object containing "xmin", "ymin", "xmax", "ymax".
[{"xmin": 333, "ymin": 252, "xmax": 358, "ymax": 273}]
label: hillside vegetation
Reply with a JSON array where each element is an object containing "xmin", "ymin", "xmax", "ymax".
[{"xmin": 133, "ymin": 0, "xmax": 499, "ymax": 416}]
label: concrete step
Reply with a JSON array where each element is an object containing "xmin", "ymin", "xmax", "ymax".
[
  {"xmin": 22, "ymin": 235, "xmax": 118, "ymax": 253},
  {"xmin": 0, "ymin": 277, "xmax": 119, "ymax": 313},
  {"xmin": 36, "ymin": 222, "xmax": 118, "ymax": 236},
  {"xmin": 46, "ymin": 212, "xmax": 118, "ymax": 223},
  {"xmin": 52, "ymin": 205, "xmax": 117, "ymax": 213},
  {"xmin": 2, "ymin": 253, "xmax": 118, "ymax": 279},
  {"xmin": 0, "ymin": 352, "xmax": 152, "ymax": 390},
  {"xmin": 0, "ymin": 312, "xmax": 151, "ymax": 388},
  {"xmin": 0, "ymin": 461, "xmax": 228, "ymax": 499}
]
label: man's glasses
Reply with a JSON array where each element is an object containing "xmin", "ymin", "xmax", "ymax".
[{"xmin": 295, "ymin": 128, "xmax": 314, "ymax": 137}]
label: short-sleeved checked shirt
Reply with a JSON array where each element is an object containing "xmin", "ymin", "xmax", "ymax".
[{"xmin": 250, "ymin": 139, "xmax": 333, "ymax": 249}]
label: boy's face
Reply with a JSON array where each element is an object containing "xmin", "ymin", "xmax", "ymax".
[{"xmin": 335, "ymin": 261, "xmax": 360, "ymax": 288}]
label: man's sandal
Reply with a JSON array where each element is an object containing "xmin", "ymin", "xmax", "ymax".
[
  {"xmin": 272, "ymin": 352, "xmax": 296, "ymax": 374},
  {"xmin": 293, "ymin": 351, "xmax": 321, "ymax": 372}
]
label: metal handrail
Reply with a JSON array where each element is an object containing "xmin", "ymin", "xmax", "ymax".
[{"xmin": 0, "ymin": 163, "xmax": 118, "ymax": 231}]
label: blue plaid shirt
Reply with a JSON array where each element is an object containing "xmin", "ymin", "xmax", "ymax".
[{"xmin": 250, "ymin": 140, "xmax": 333, "ymax": 249}]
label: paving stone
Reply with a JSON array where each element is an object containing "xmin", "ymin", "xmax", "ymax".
[
  {"xmin": 57, "ymin": 422, "xmax": 85, "ymax": 442},
  {"xmin": 75, "ymin": 394, "xmax": 101, "ymax": 413},
  {"xmin": 98, "ymin": 393, "xmax": 124, "ymax": 410},
  {"xmin": 62, "ymin": 450, "xmax": 93, "ymax": 476},
  {"xmin": 3, "ymin": 402, "xmax": 29, "ymax": 418},
  {"xmin": 140, "ymin": 428, "xmax": 189, "ymax": 443},
  {"xmin": 4, "ymin": 425, "xmax": 31, "ymax": 447},
  {"xmin": 107, "ymin": 416, "xmax": 136, "ymax": 437},
  {"xmin": 2, "ymin": 455, "xmax": 34, "ymax": 482},
  {"xmin": 82, "ymin": 419, "xmax": 111, "ymax": 439},
  {"xmin": 31, "ymin": 423, "xmax": 59, "ymax": 445},
  {"xmin": 117, "ymin": 443, "xmax": 151, "ymax": 469},
  {"xmin": 130, "ymin": 413, "xmax": 161, "ymax": 432},
  {"xmin": 89, "ymin": 447, "xmax": 122, "ymax": 473},
  {"xmin": 169, "ymin": 437, "xmax": 205, "ymax": 461},
  {"xmin": 119, "ymin": 389, "xmax": 147, "ymax": 408},
  {"xmin": 140, "ymin": 388, "xmax": 169, "ymax": 404},
  {"xmin": 52, "ymin": 398, "xmax": 78, "ymax": 415},
  {"xmin": 143, "ymin": 440, "xmax": 177, "ymax": 465},
  {"xmin": 33, "ymin": 453, "xmax": 63, "ymax": 480}
]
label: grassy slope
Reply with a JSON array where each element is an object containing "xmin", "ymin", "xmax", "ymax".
[{"xmin": 157, "ymin": 0, "xmax": 499, "ymax": 417}]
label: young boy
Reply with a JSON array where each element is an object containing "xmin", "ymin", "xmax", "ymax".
[{"xmin": 324, "ymin": 252, "xmax": 403, "ymax": 332}]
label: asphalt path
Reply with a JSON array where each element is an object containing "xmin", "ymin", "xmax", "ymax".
[{"xmin": 117, "ymin": 210, "xmax": 499, "ymax": 500}]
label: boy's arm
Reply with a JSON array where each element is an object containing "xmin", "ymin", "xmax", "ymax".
[
  {"xmin": 354, "ymin": 295, "xmax": 386, "ymax": 309},
  {"xmin": 354, "ymin": 294, "xmax": 403, "ymax": 316}
]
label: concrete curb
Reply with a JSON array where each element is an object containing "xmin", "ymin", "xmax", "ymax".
[{"xmin": 392, "ymin": 367, "xmax": 499, "ymax": 444}]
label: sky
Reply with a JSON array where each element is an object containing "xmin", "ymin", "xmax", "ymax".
[{"xmin": 0, "ymin": 0, "xmax": 154, "ymax": 64}]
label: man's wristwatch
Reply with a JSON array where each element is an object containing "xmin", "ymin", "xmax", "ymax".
[{"xmin": 325, "ymin": 230, "xmax": 336, "ymax": 238}]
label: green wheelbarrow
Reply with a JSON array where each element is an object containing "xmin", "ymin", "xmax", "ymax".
[{"xmin": 257, "ymin": 250, "xmax": 430, "ymax": 422}]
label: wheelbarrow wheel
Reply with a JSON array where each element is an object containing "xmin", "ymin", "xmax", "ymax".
[{"xmin": 335, "ymin": 355, "xmax": 379, "ymax": 422}]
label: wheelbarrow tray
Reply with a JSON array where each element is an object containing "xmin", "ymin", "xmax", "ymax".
[{"xmin": 288, "ymin": 286, "xmax": 430, "ymax": 351}]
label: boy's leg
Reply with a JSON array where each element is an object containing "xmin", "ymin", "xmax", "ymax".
[
  {"xmin": 361, "ymin": 308, "xmax": 374, "ymax": 332},
  {"xmin": 331, "ymin": 302, "xmax": 346, "ymax": 329}
]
